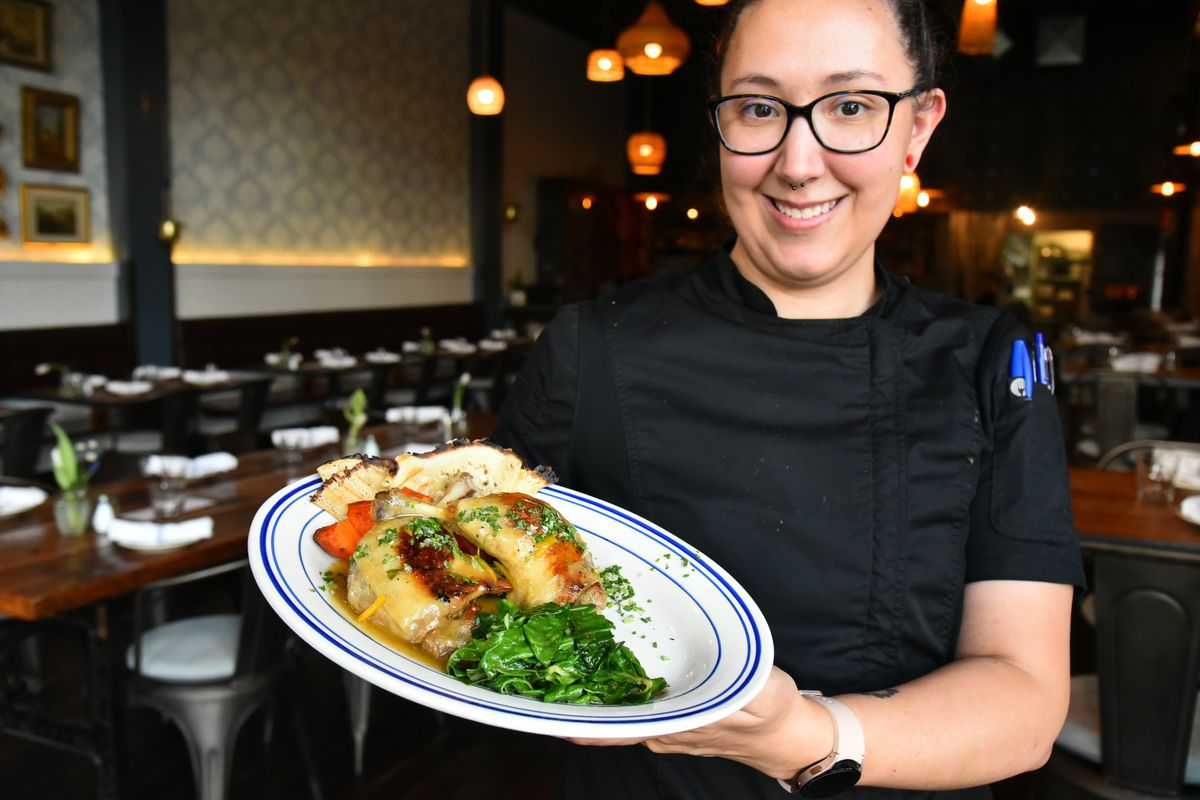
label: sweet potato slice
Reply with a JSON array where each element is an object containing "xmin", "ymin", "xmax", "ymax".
[{"xmin": 314, "ymin": 518, "xmax": 365, "ymax": 560}]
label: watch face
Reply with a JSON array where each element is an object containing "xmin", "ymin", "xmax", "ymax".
[{"xmin": 798, "ymin": 762, "xmax": 862, "ymax": 799}]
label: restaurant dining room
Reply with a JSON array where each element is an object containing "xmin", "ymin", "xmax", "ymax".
[{"xmin": 1, "ymin": 0, "xmax": 1200, "ymax": 798}]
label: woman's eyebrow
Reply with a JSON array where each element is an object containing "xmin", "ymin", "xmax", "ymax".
[
  {"xmin": 726, "ymin": 69, "xmax": 889, "ymax": 94},
  {"xmin": 726, "ymin": 73, "xmax": 783, "ymax": 92},
  {"xmin": 822, "ymin": 69, "xmax": 886, "ymax": 86}
]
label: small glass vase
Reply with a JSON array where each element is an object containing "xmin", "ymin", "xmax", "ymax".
[
  {"xmin": 441, "ymin": 409, "xmax": 468, "ymax": 442},
  {"xmin": 53, "ymin": 488, "xmax": 94, "ymax": 536}
]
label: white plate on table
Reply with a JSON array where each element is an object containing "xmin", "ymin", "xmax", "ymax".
[
  {"xmin": 1179, "ymin": 496, "xmax": 1200, "ymax": 528},
  {"xmin": 249, "ymin": 476, "xmax": 774, "ymax": 738},
  {"xmin": 0, "ymin": 486, "xmax": 47, "ymax": 518}
]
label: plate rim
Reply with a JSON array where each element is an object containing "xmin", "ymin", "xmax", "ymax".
[{"xmin": 249, "ymin": 476, "xmax": 775, "ymax": 737}]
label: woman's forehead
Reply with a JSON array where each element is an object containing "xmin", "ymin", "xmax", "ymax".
[{"xmin": 722, "ymin": 0, "xmax": 911, "ymax": 92}]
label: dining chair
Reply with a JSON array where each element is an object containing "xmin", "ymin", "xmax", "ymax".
[
  {"xmin": 126, "ymin": 560, "xmax": 323, "ymax": 800},
  {"xmin": 0, "ymin": 405, "xmax": 53, "ymax": 480},
  {"xmin": 197, "ymin": 377, "xmax": 273, "ymax": 453},
  {"xmin": 1044, "ymin": 550, "xmax": 1200, "ymax": 798}
]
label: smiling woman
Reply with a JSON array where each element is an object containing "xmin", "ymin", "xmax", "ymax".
[{"xmin": 491, "ymin": 0, "xmax": 1083, "ymax": 799}]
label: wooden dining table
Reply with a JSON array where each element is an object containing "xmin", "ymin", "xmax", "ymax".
[
  {"xmin": 0, "ymin": 413, "xmax": 496, "ymax": 799},
  {"xmin": 1069, "ymin": 467, "xmax": 1200, "ymax": 559}
]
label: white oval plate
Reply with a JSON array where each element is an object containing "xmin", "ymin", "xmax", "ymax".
[
  {"xmin": 249, "ymin": 476, "xmax": 774, "ymax": 738},
  {"xmin": 1179, "ymin": 495, "xmax": 1200, "ymax": 527}
]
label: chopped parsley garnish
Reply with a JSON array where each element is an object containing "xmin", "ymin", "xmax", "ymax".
[
  {"xmin": 351, "ymin": 542, "xmax": 370, "ymax": 562},
  {"xmin": 406, "ymin": 517, "xmax": 461, "ymax": 556},
  {"xmin": 457, "ymin": 505, "xmax": 501, "ymax": 532},
  {"xmin": 377, "ymin": 527, "xmax": 399, "ymax": 546},
  {"xmin": 318, "ymin": 570, "xmax": 340, "ymax": 592},
  {"xmin": 507, "ymin": 499, "xmax": 586, "ymax": 551}
]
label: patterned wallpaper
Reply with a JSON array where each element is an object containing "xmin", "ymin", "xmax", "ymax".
[
  {"xmin": 0, "ymin": 0, "xmax": 111, "ymax": 260},
  {"xmin": 167, "ymin": 0, "xmax": 471, "ymax": 267}
]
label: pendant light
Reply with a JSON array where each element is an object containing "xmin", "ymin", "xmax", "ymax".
[
  {"xmin": 893, "ymin": 171, "xmax": 921, "ymax": 216},
  {"xmin": 627, "ymin": 80, "xmax": 666, "ymax": 175},
  {"xmin": 957, "ymin": 0, "xmax": 997, "ymax": 55},
  {"xmin": 467, "ymin": 0, "xmax": 505, "ymax": 115},
  {"xmin": 694, "ymin": 0, "xmax": 730, "ymax": 5},
  {"xmin": 587, "ymin": 0, "xmax": 625, "ymax": 82},
  {"xmin": 617, "ymin": 1, "xmax": 690, "ymax": 76},
  {"xmin": 1172, "ymin": 141, "xmax": 1200, "ymax": 156}
]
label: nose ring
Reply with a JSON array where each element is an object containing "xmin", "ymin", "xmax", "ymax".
[{"xmin": 789, "ymin": 181, "xmax": 805, "ymax": 191}]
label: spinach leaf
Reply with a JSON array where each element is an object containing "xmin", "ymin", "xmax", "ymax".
[{"xmin": 446, "ymin": 600, "xmax": 668, "ymax": 705}]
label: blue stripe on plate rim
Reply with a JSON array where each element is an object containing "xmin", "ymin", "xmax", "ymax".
[{"xmin": 257, "ymin": 477, "xmax": 765, "ymax": 725}]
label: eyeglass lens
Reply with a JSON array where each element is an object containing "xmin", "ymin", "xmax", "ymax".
[{"xmin": 714, "ymin": 93, "xmax": 895, "ymax": 154}]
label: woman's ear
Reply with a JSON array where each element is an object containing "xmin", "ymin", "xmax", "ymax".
[{"xmin": 905, "ymin": 88, "xmax": 947, "ymax": 172}]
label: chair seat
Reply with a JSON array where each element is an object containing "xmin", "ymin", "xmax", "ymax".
[
  {"xmin": 127, "ymin": 613, "xmax": 240, "ymax": 682},
  {"xmin": 1058, "ymin": 674, "xmax": 1200, "ymax": 785}
]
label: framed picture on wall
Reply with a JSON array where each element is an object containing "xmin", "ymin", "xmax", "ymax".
[
  {"xmin": 22, "ymin": 86, "xmax": 79, "ymax": 172},
  {"xmin": 0, "ymin": 0, "xmax": 52, "ymax": 71},
  {"xmin": 20, "ymin": 184, "xmax": 90, "ymax": 244}
]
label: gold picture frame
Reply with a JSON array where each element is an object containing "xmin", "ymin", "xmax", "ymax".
[
  {"xmin": 20, "ymin": 184, "xmax": 90, "ymax": 244},
  {"xmin": 0, "ymin": 0, "xmax": 51, "ymax": 71},
  {"xmin": 22, "ymin": 86, "xmax": 79, "ymax": 172}
]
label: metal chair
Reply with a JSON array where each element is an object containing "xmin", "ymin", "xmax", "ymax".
[
  {"xmin": 1097, "ymin": 440, "xmax": 1200, "ymax": 471},
  {"xmin": 126, "ymin": 560, "xmax": 322, "ymax": 800},
  {"xmin": 1045, "ymin": 550, "xmax": 1200, "ymax": 798}
]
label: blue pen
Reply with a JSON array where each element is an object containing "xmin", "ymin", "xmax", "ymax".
[
  {"xmin": 1009, "ymin": 340, "xmax": 1034, "ymax": 400},
  {"xmin": 1035, "ymin": 333, "xmax": 1047, "ymax": 384}
]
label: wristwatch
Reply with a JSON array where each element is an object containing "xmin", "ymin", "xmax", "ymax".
[{"xmin": 779, "ymin": 693, "xmax": 864, "ymax": 797}]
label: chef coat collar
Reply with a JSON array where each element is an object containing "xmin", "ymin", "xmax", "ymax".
[{"xmin": 712, "ymin": 240, "xmax": 902, "ymax": 319}]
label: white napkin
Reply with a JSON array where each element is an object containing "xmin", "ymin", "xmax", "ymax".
[
  {"xmin": 133, "ymin": 365, "xmax": 181, "ymax": 381},
  {"xmin": 1175, "ymin": 334, "xmax": 1200, "ymax": 349},
  {"xmin": 402, "ymin": 341, "xmax": 422, "ymax": 353},
  {"xmin": 439, "ymin": 338, "xmax": 477, "ymax": 355},
  {"xmin": 1180, "ymin": 495, "xmax": 1200, "ymax": 526},
  {"xmin": 271, "ymin": 426, "xmax": 340, "ymax": 449},
  {"xmin": 316, "ymin": 354, "xmax": 357, "ymax": 368},
  {"xmin": 182, "ymin": 369, "xmax": 231, "ymax": 386},
  {"xmin": 1171, "ymin": 452, "xmax": 1200, "ymax": 491},
  {"xmin": 105, "ymin": 380, "xmax": 154, "ymax": 396},
  {"xmin": 385, "ymin": 405, "xmax": 445, "ymax": 424},
  {"xmin": 478, "ymin": 339, "xmax": 507, "ymax": 352},
  {"xmin": 1073, "ymin": 331, "xmax": 1125, "ymax": 346},
  {"xmin": 0, "ymin": 486, "xmax": 47, "ymax": 516},
  {"xmin": 265, "ymin": 352, "xmax": 302, "ymax": 369},
  {"xmin": 490, "ymin": 328, "xmax": 517, "ymax": 340},
  {"xmin": 142, "ymin": 452, "xmax": 238, "ymax": 480},
  {"xmin": 1110, "ymin": 352, "xmax": 1162, "ymax": 373},
  {"xmin": 108, "ymin": 516, "xmax": 214, "ymax": 549},
  {"xmin": 364, "ymin": 349, "xmax": 401, "ymax": 364}
]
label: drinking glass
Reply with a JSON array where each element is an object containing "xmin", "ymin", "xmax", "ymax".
[{"xmin": 1136, "ymin": 451, "xmax": 1179, "ymax": 504}]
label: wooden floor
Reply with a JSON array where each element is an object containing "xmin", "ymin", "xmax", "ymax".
[{"xmin": 0, "ymin": 631, "xmax": 1048, "ymax": 800}]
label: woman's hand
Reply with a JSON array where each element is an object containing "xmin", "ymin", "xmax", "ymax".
[{"xmin": 567, "ymin": 666, "xmax": 833, "ymax": 780}]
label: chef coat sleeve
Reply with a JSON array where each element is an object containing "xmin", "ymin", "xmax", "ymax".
[
  {"xmin": 491, "ymin": 304, "xmax": 581, "ymax": 485},
  {"xmin": 965, "ymin": 314, "xmax": 1085, "ymax": 587}
]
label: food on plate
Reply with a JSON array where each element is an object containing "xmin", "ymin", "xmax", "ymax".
[
  {"xmin": 308, "ymin": 439, "xmax": 665, "ymax": 704},
  {"xmin": 453, "ymin": 493, "xmax": 605, "ymax": 610}
]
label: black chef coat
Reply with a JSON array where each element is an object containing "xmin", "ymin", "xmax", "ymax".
[{"xmin": 492, "ymin": 246, "xmax": 1084, "ymax": 800}]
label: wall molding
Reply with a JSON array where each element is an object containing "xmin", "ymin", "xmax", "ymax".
[{"xmin": 0, "ymin": 261, "xmax": 120, "ymax": 329}]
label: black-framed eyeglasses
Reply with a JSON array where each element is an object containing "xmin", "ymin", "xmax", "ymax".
[{"xmin": 706, "ymin": 87, "xmax": 923, "ymax": 155}]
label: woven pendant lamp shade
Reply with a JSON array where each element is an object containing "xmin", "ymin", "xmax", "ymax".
[
  {"xmin": 957, "ymin": 0, "xmax": 996, "ymax": 55},
  {"xmin": 627, "ymin": 132, "xmax": 666, "ymax": 175},
  {"xmin": 467, "ymin": 75, "xmax": 505, "ymax": 115},
  {"xmin": 587, "ymin": 49, "xmax": 625, "ymax": 82},
  {"xmin": 617, "ymin": 1, "xmax": 690, "ymax": 76}
]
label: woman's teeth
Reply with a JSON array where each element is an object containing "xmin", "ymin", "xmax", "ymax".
[{"xmin": 772, "ymin": 198, "xmax": 838, "ymax": 220}]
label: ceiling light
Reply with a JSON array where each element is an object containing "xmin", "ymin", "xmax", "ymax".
[
  {"xmin": 957, "ymin": 0, "xmax": 997, "ymax": 55},
  {"xmin": 617, "ymin": 2, "xmax": 690, "ymax": 76}
]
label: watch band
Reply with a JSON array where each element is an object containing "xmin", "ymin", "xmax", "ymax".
[{"xmin": 778, "ymin": 693, "xmax": 865, "ymax": 796}]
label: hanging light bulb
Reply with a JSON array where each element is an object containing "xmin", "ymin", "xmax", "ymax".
[
  {"xmin": 467, "ymin": 75, "xmax": 505, "ymax": 115},
  {"xmin": 617, "ymin": 1, "xmax": 690, "ymax": 76},
  {"xmin": 627, "ymin": 132, "xmax": 666, "ymax": 175},
  {"xmin": 1015, "ymin": 205, "xmax": 1036, "ymax": 225},
  {"xmin": 893, "ymin": 171, "xmax": 921, "ymax": 215},
  {"xmin": 1151, "ymin": 181, "xmax": 1186, "ymax": 196},
  {"xmin": 467, "ymin": 0, "xmax": 504, "ymax": 115},
  {"xmin": 957, "ymin": 0, "xmax": 997, "ymax": 55},
  {"xmin": 587, "ymin": 49, "xmax": 625, "ymax": 82}
]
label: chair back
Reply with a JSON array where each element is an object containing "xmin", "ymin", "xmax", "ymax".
[
  {"xmin": 1098, "ymin": 440, "xmax": 1200, "ymax": 470},
  {"xmin": 0, "ymin": 405, "xmax": 53, "ymax": 479},
  {"xmin": 1093, "ymin": 550, "xmax": 1200, "ymax": 794},
  {"xmin": 1094, "ymin": 374, "xmax": 1138, "ymax": 461},
  {"xmin": 159, "ymin": 388, "xmax": 200, "ymax": 454}
]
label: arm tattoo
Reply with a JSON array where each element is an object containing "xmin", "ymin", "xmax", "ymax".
[{"xmin": 860, "ymin": 687, "xmax": 899, "ymax": 699}]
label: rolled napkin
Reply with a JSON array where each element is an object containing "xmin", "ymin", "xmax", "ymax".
[
  {"xmin": 439, "ymin": 338, "xmax": 477, "ymax": 355},
  {"xmin": 364, "ymin": 349, "xmax": 401, "ymax": 364},
  {"xmin": 478, "ymin": 339, "xmax": 508, "ymax": 352},
  {"xmin": 1110, "ymin": 352, "xmax": 1162, "ymax": 373},
  {"xmin": 107, "ymin": 516, "xmax": 214, "ymax": 550},
  {"xmin": 271, "ymin": 425, "xmax": 340, "ymax": 449},
  {"xmin": 265, "ymin": 352, "xmax": 303, "ymax": 370},
  {"xmin": 490, "ymin": 328, "xmax": 517, "ymax": 340},
  {"xmin": 316, "ymin": 354, "xmax": 358, "ymax": 368},
  {"xmin": 1073, "ymin": 331, "xmax": 1126, "ymax": 346},
  {"xmin": 1180, "ymin": 495, "xmax": 1200, "ymax": 526},
  {"xmin": 144, "ymin": 452, "xmax": 238, "ymax": 480},
  {"xmin": 385, "ymin": 405, "xmax": 445, "ymax": 424},
  {"xmin": 401, "ymin": 341, "xmax": 422, "ymax": 353},
  {"xmin": 182, "ymin": 369, "xmax": 231, "ymax": 386},
  {"xmin": 0, "ymin": 486, "xmax": 48, "ymax": 516},
  {"xmin": 105, "ymin": 380, "xmax": 154, "ymax": 396},
  {"xmin": 133, "ymin": 365, "xmax": 182, "ymax": 381}
]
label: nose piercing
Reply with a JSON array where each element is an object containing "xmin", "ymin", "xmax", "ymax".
[{"xmin": 789, "ymin": 181, "xmax": 805, "ymax": 191}]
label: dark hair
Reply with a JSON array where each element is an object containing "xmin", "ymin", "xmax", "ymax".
[{"xmin": 709, "ymin": 0, "xmax": 946, "ymax": 100}]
